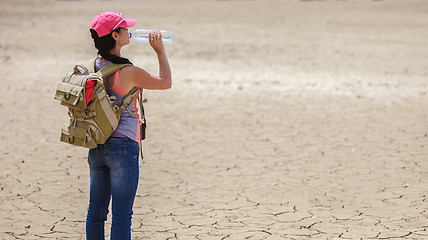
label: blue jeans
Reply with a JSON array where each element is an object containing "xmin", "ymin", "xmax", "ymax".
[{"xmin": 86, "ymin": 137, "xmax": 140, "ymax": 240}]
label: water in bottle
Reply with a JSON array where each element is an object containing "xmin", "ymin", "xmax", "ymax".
[{"xmin": 130, "ymin": 29, "xmax": 173, "ymax": 44}]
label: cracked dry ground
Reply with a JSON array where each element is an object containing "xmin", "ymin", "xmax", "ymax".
[{"xmin": 1, "ymin": 93, "xmax": 427, "ymax": 239}]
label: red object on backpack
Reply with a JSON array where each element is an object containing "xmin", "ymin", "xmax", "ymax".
[{"xmin": 85, "ymin": 80, "xmax": 97, "ymax": 107}]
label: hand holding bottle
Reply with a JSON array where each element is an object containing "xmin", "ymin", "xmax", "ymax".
[{"xmin": 149, "ymin": 30, "xmax": 166, "ymax": 54}]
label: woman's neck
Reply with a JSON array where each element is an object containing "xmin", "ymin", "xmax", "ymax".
[{"xmin": 109, "ymin": 45, "xmax": 121, "ymax": 57}]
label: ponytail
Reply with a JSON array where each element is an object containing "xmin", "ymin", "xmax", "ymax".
[
  {"xmin": 98, "ymin": 51, "xmax": 132, "ymax": 64},
  {"xmin": 90, "ymin": 28, "xmax": 133, "ymax": 65}
]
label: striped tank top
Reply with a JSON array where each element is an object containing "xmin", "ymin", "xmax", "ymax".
[{"xmin": 95, "ymin": 59, "xmax": 141, "ymax": 143}]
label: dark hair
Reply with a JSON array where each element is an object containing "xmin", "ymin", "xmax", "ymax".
[{"xmin": 90, "ymin": 28, "xmax": 133, "ymax": 65}]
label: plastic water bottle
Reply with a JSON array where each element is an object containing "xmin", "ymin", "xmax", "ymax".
[{"xmin": 130, "ymin": 29, "xmax": 173, "ymax": 44}]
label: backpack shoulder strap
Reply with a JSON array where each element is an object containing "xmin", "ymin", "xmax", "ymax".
[
  {"xmin": 119, "ymin": 87, "xmax": 140, "ymax": 114},
  {"xmin": 88, "ymin": 58, "xmax": 141, "ymax": 116},
  {"xmin": 98, "ymin": 63, "xmax": 132, "ymax": 78},
  {"xmin": 87, "ymin": 58, "xmax": 97, "ymax": 73},
  {"xmin": 99, "ymin": 62, "xmax": 137, "ymax": 107}
]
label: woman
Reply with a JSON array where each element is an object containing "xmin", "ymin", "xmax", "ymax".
[{"xmin": 87, "ymin": 12, "xmax": 171, "ymax": 239}]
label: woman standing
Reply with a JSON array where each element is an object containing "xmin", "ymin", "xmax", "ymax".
[{"xmin": 87, "ymin": 12, "xmax": 171, "ymax": 240}]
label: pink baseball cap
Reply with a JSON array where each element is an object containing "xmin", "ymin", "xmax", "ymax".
[{"xmin": 90, "ymin": 12, "xmax": 136, "ymax": 37}]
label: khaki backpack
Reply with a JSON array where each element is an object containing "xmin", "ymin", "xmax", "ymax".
[{"xmin": 54, "ymin": 59, "xmax": 140, "ymax": 148}]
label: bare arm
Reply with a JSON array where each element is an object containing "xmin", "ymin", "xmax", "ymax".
[{"xmin": 124, "ymin": 30, "xmax": 172, "ymax": 90}]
